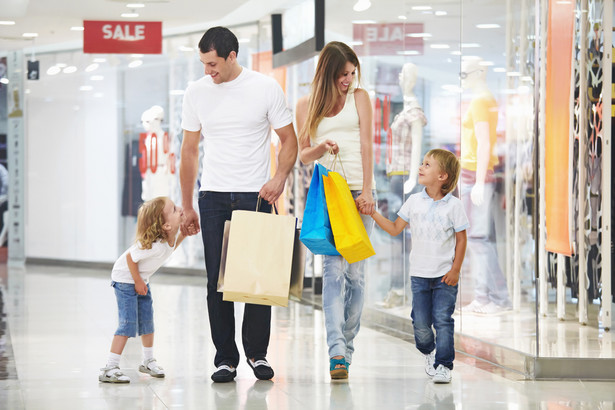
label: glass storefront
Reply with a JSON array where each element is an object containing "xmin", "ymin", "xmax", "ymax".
[{"xmin": 4, "ymin": 0, "xmax": 613, "ymax": 378}]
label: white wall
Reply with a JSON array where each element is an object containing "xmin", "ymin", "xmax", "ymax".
[{"xmin": 25, "ymin": 55, "xmax": 119, "ymax": 261}]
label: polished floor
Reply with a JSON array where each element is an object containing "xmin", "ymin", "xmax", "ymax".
[{"xmin": 1, "ymin": 263, "xmax": 615, "ymax": 409}]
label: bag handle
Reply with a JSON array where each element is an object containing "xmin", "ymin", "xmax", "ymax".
[
  {"xmin": 328, "ymin": 152, "xmax": 348, "ymax": 181},
  {"xmin": 256, "ymin": 195, "xmax": 279, "ymax": 214}
]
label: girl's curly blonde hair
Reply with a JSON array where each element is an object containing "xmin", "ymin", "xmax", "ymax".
[{"xmin": 136, "ymin": 196, "xmax": 169, "ymax": 249}]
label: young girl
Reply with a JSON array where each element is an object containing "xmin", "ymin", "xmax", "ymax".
[
  {"xmin": 370, "ymin": 149, "xmax": 468, "ymax": 384},
  {"xmin": 99, "ymin": 196, "xmax": 185, "ymax": 383}
]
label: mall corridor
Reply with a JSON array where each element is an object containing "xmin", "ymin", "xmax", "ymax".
[{"xmin": 0, "ymin": 263, "xmax": 613, "ymax": 409}]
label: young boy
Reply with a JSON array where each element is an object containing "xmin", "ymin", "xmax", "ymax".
[{"xmin": 369, "ymin": 148, "xmax": 468, "ymax": 384}]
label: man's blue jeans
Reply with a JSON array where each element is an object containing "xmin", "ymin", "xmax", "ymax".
[
  {"xmin": 411, "ymin": 276, "xmax": 458, "ymax": 370},
  {"xmin": 199, "ymin": 191, "xmax": 272, "ymax": 368}
]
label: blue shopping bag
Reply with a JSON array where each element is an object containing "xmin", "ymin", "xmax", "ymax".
[{"xmin": 300, "ymin": 163, "xmax": 340, "ymax": 255}]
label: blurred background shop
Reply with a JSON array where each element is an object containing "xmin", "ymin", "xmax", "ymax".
[{"xmin": 1, "ymin": 0, "xmax": 614, "ymax": 380}]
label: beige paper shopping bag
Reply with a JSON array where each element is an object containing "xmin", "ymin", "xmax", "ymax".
[
  {"xmin": 223, "ymin": 210, "xmax": 296, "ymax": 307},
  {"xmin": 289, "ymin": 228, "xmax": 306, "ymax": 301},
  {"xmin": 217, "ymin": 220, "xmax": 231, "ymax": 292}
]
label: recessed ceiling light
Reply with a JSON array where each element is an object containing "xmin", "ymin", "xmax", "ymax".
[
  {"xmin": 179, "ymin": 46, "xmax": 195, "ymax": 52},
  {"xmin": 126, "ymin": 3, "xmax": 145, "ymax": 7},
  {"xmin": 506, "ymin": 71, "xmax": 521, "ymax": 77},
  {"xmin": 70, "ymin": 26, "xmax": 84, "ymax": 31},
  {"xmin": 412, "ymin": 6, "xmax": 432, "ymax": 11},
  {"xmin": 450, "ymin": 51, "xmax": 462, "ymax": 56},
  {"xmin": 435, "ymin": 11, "xmax": 447, "ymax": 16},
  {"xmin": 398, "ymin": 15, "xmax": 407, "ymax": 20},
  {"xmin": 407, "ymin": 33, "xmax": 432, "ymax": 38},
  {"xmin": 430, "ymin": 44, "xmax": 450, "ymax": 49},
  {"xmin": 63, "ymin": 66, "xmax": 78, "ymax": 74},
  {"xmin": 23, "ymin": 33, "xmax": 39, "ymax": 38},
  {"xmin": 128, "ymin": 60, "xmax": 143, "ymax": 68},
  {"xmin": 397, "ymin": 50, "xmax": 420, "ymax": 55},
  {"xmin": 93, "ymin": 58, "xmax": 107, "ymax": 63},
  {"xmin": 353, "ymin": 0, "xmax": 371, "ymax": 12},
  {"xmin": 47, "ymin": 66, "xmax": 61, "ymax": 75},
  {"xmin": 121, "ymin": 12, "xmax": 139, "ymax": 18},
  {"xmin": 461, "ymin": 43, "xmax": 480, "ymax": 48},
  {"xmin": 85, "ymin": 63, "xmax": 99, "ymax": 72},
  {"xmin": 90, "ymin": 75, "xmax": 104, "ymax": 81},
  {"xmin": 0, "ymin": 21, "xmax": 16, "ymax": 25},
  {"xmin": 0, "ymin": 78, "xmax": 9, "ymax": 84},
  {"xmin": 476, "ymin": 24, "xmax": 500, "ymax": 29},
  {"xmin": 479, "ymin": 61, "xmax": 494, "ymax": 66},
  {"xmin": 351, "ymin": 20, "xmax": 377, "ymax": 24},
  {"xmin": 493, "ymin": 67, "xmax": 507, "ymax": 72}
]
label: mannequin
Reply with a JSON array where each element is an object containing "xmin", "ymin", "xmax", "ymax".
[
  {"xmin": 459, "ymin": 58, "xmax": 511, "ymax": 313},
  {"xmin": 388, "ymin": 63, "xmax": 427, "ymax": 194},
  {"xmin": 139, "ymin": 105, "xmax": 174, "ymax": 201}
]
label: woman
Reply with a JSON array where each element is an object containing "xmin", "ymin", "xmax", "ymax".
[{"xmin": 296, "ymin": 41, "xmax": 375, "ymax": 379}]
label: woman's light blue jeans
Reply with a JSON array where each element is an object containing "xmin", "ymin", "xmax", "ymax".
[{"xmin": 322, "ymin": 190, "xmax": 374, "ymax": 364}]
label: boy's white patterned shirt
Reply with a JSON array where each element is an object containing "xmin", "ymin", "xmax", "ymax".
[{"xmin": 398, "ymin": 188, "xmax": 469, "ymax": 278}]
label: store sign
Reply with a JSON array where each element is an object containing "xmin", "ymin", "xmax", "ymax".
[
  {"xmin": 352, "ymin": 23, "xmax": 424, "ymax": 56},
  {"xmin": 83, "ymin": 20, "xmax": 162, "ymax": 54}
]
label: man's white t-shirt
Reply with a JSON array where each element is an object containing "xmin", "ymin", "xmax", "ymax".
[
  {"xmin": 397, "ymin": 189, "xmax": 469, "ymax": 278},
  {"xmin": 111, "ymin": 240, "xmax": 175, "ymax": 284},
  {"xmin": 181, "ymin": 67, "xmax": 293, "ymax": 192}
]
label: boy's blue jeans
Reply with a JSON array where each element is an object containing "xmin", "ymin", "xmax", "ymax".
[{"xmin": 410, "ymin": 276, "xmax": 458, "ymax": 370}]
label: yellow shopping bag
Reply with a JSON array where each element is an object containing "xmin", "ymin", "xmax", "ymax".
[{"xmin": 322, "ymin": 168, "xmax": 375, "ymax": 264}]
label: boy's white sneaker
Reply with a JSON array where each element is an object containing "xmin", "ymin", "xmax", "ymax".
[
  {"xmin": 99, "ymin": 365, "xmax": 131, "ymax": 383},
  {"xmin": 424, "ymin": 350, "xmax": 436, "ymax": 377},
  {"xmin": 139, "ymin": 358, "xmax": 165, "ymax": 378},
  {"xmin": 432, "ymin": 365, "xmax": 451, "ymax": 384}
]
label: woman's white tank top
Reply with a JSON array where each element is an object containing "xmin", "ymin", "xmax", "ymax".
[{"xmin": 313, "ymin": 90, "xmax": 375, "ymax": 190}]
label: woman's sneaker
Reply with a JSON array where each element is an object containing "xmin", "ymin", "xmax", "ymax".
[
  {"xmin": 99, "ymin": 365, "xmax": 130, "ymax": 383},
  {"xmin": 432, "ymin": 365, "xmax": 451, "ymax": 384},
  {"xmin": 139, "ymin": 358, "xmax": 165, "ymax": 378}
]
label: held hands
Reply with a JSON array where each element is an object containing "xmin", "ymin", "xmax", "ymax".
[
  {"xmin": 355, "ymin": 191, "xmax": 375, "ymax": 216},
  {"xmin": 470, "ymin": 182, "xmax": 485, "ymax": 206},
  {"xmin": 441, "ymin": 269, "xmax": 460, "ymax": 286},
  {"xmin": 134, "ymin": 279, "xmax": 148, "ymax": 296},
  {"xmin": 180, "ymin": 208, "xmax": 200, "ymax": 237}
]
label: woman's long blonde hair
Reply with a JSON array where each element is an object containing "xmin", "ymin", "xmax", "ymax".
[
  {"xmin": 299, "ymin": 41, "xmax": 361, "ymax": 145},
  {"xmin": 136, "ymin": 196, "xmax": 168, "ymax": 249}
]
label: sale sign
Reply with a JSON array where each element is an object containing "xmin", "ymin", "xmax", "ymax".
[
  {"xmin": 83, "ymin": 20, "xmax": 162, "ymax": 54},
  {"xmin": 352, "ymin": 23, "xmax": 424, "ymax": 56}
]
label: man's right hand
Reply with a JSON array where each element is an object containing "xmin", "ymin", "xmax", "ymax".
[{"xmin": 181, "ymin": 208, "xmax": 200, "ymax": 236}]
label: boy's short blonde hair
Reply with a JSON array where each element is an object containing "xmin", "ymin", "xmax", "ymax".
[{"xmin": 425, "ymin": 148, "xmax": 460, "ymax": 195}]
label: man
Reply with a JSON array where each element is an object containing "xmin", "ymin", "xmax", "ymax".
[{"xmin": 179, "ymin": 26, "xmax": 297, "ymax": 383}]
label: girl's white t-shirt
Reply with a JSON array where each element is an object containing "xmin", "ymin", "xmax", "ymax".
[
  {"xmin": 181, "ymin": 67, "xmax": 293, "ymax": 192},
  {"xmin": 111, "ymin": 240, "xmax": 175, "ymax": 284}
]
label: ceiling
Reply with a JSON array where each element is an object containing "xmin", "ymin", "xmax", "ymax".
[
  {"xmin": 0, "ymin": 0, "xmax": 513, "ymax": 55},
  {"xmin": 0, "ymin": 0, "xmax": 301, "ymax": 52}
]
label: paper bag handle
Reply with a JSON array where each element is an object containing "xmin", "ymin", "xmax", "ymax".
[{"xmin": 256, "ymin": 195, "xmax": 279, "ymax": 214}]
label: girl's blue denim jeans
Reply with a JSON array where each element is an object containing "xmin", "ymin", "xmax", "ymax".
[{"xmin": 112, "ymin": 281, "xmax": 154, "ymax": 337}]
